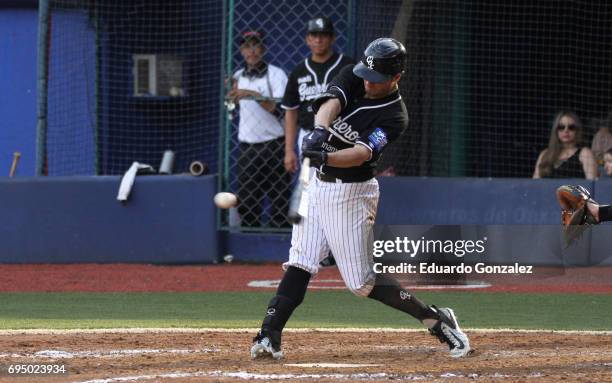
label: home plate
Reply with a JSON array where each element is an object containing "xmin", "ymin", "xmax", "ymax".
[{"xmin": 285, "ymin": 363, "xmax": 382, "ymax": 368}]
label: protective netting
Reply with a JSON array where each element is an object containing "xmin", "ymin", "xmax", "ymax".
[
  {"xmin": 40, "ymin": 0, "xmax": 222, "ymax": 175},
  {"xmin": 220, "ymin": 1, "xmax": 352, "ymax": 229},
  {"xmin": 40, "ymin": 1, "xmax": 612, "ymax": 229},
  {"xmin": 381, "ymin": 1, "xmax": 612, "ymax": 177}
]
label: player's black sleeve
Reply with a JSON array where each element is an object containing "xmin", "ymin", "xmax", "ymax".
[
  {"xmin": 311, "ymin": 64, "xmax": 364, "ymax": 113},
  {"xmin": 281, "ymin": 69, "xmax": 300, "ymax": 110},
  {"xmin": 340, "ymin": 55, "xmax": 356, "ymax": 67}
]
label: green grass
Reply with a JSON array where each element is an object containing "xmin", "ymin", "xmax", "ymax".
[{"xmin": 0, "ymin": 291, "xmax": 610, "ymax": 330}]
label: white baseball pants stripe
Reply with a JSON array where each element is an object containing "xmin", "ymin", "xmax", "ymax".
[{"xmin": 284, "ymin": 176, "xmax": 379, "ymax": 296}]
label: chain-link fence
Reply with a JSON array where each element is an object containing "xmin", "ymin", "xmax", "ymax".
[
  {"xmin": 219, "ymin": 1, "xmax": 353, "ymax": 231},
  {"xmin": 38, "ymin": 1, "xmax": 612, "ymax": 229},
  {"xmin": 38, "ymin": 0, "xmax": 223, "ymax": 176},
  {"xmin": 220, "ymin": 0, "xmax": 612, "ymax": 231}
]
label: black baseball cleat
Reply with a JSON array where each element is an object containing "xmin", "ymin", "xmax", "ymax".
[
  {"xmin": 428, "ymin": 306, "xmax": 471, "ymax": 358},
  {"xmin": 250, "ymin": 329, "xmax": 283, "ymax": 360}
]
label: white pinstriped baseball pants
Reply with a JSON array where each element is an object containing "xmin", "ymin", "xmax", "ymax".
[{"xmin": 283, "ymin": 176, "xmax": 379, "ymax": 296}]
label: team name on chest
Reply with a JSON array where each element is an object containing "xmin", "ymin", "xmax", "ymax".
[
  {"xmin": 298, "ymin": 83, "xmax": 326, "ymax": 101},
  {"xmin": 331, "ymin": 117, "xmax": 359, "ymax": 142}
]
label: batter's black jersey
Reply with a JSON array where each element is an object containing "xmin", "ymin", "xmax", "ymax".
[
  {"xmin": 312, "ymin": 64, "xmax": 408, "ymax": 181},
  {"xmin": 281, "ymin": 52, "xmax": 354, "ymax": 130}
]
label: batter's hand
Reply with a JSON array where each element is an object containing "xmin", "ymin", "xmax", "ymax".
[
  {"xmin": 284, "ymin": 149, "xmax": 298, "ymax": 173},
  {"xmin": 302, "ymin": 150, "xmax": 328, "ymax": 168},
  {"xmin": 301, "ymin": 127, "xmax": 329, "ymax": 153}
]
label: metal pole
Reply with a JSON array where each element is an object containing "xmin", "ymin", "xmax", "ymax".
[{"xmin": 36, "ymin": 0, "xmax": 50, "ymax": 175}]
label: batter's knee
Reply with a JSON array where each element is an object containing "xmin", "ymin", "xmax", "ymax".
[{"xmin": 348, "ymin": 278, "xmax": 375, "ymax": 297}]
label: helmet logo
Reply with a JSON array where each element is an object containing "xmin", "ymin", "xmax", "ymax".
[
  {"xmin": 366, "ymin": 56, "xmax": 374, "ymax": 69},
  {"xmin": 316, "ymin": 18, "xmax": 324, "ymax": 28}
]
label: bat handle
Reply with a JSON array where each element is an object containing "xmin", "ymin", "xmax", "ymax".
[{"xmin": 300, "ymin": 157, "xmax": 310, "ymax": 182}]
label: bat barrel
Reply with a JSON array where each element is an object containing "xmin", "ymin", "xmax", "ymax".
[
  {"xmin": 9, "ymin": 151, "xmax": 21, "ymax": 178},
  {"xmin": 189, "ymin": 161, "xmax": 209, "ymax": 176}
]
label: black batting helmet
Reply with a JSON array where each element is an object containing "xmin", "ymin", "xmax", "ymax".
[{"xmin": 353, "ymin": 38, "xmax": 407, "ymax": 83}]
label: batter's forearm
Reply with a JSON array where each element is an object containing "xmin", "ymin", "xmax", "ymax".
[
  {"xmin": 314, "ymin": 98, "xmax": 341, "ymax": 128},
  {"xmin": 327, "ymin": 146, "xmax": 371, "ymax": 168}
]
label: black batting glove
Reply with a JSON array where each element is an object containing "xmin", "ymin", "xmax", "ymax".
[
  {"xmin": 301, "ymin": 127, "xmax": 329, "ymax": 154},
  {"xmin": 302, "ymin": 150, "xmax": 328, "ymax": 168}
]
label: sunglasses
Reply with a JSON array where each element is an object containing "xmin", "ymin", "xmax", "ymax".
[{"xmin": 557, "ymin": 124, "xmax": 577, "ymax": 132}]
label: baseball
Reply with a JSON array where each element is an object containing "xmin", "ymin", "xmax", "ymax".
[{"xmin": 214, "ymin": 192, "xmax": 238, "ymax": 209}]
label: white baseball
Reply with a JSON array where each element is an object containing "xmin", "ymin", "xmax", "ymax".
[{"xmin": 214, "ymin": 192, "xmax": 238, "ymax": 209}]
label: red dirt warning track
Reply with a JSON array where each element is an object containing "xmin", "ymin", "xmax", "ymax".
[{"xmin": 0, "ymin": 264, "xmax": 610, "ymax": 293}]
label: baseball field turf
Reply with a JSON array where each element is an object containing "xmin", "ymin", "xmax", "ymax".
[{"xmin": 1, "ymin": 291, "xmax": 610, "ymax": 330}]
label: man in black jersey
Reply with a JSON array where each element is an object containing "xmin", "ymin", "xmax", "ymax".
[
  {"xmin": 282, "ymin": 16, "xmax": 353, "ymax": 267},
  {"xmin": 251, "ymin": 37, "xmax": 471, "ymax": 361},
  {"xmin": 281, "ymin": 16, "xmax": 354, "ymax": 174}
]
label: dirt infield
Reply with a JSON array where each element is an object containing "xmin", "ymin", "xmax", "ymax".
[
  {"xmin": 0, "ymin": 263, "xmax": 611, "ymax": 293},
  {"xmin": 0, "ymin": 329, "xmax": 611, "ymax": 382},
  {"xmin": 0, "ymin": 264, "xmax": 610, "ymax": 381}
]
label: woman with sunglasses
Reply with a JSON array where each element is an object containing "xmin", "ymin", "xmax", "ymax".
[{"xmin": 533, "ymin": 111, "xmax": 597, "ymax": 180}]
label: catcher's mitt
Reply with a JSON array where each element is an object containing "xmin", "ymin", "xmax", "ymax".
[{"xmin": 556, "ymin": 185, "xmax": 598, "ymax": 246}]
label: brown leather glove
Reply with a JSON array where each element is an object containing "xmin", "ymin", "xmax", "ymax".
[{"xmin": 556, "ymin": 185, "xmax": 598, "ymax": 246}]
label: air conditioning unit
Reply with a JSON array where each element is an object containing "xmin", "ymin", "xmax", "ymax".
[{"xmin": 132, "ymin": 54, "xmax": 185, "ymax": 97}]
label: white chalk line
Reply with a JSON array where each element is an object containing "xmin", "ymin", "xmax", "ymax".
[
  {"xmin": 4, "ymin": 345, "xmax": 606, "ymax": 362},
  {"xmin": 372, "ymin": 345, "xmax": 612, "ymax": 357},
  {"xmin": 0, "ymin": 327, "xmax": 611, "ymax": 335},
  {"xmin": 0, "ymin": 348, "xmax": 219, "ymax": 359},
  {"xmin": 284, "ymin": 363, "xmax": 383, "ymax": 368},
  {"xmin": 248, "ymin": 279, "xmax": 491, "ymax": 290},
  {"xmin": 73, "ymin": 370, "xmax": 551, "ymax": 383}
]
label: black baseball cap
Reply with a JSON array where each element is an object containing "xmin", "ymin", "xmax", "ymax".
[
  {"xmin": 240, "ymin": 30, "xmax": 264, "ymax": 45},
  {"xmin": 307, "ymin": 17, "xmax": 334, "ymax": 35}
]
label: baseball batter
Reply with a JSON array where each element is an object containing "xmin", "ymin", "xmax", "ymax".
[{"xmin": 251, "ymin": 37, "xmax": 471, "ymax": 360}]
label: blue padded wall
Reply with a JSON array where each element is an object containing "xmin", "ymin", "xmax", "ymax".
[{"xmin": 0, "ymin": 175, "xmax": 218, "ymax": 263}]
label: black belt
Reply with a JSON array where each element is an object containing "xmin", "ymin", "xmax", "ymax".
[{"xmin": 316, "ymin": 172, "xmax": 373, "ymax": 183}]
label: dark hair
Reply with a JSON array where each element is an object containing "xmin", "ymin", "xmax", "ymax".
[{"xmin": 538, "ymin": 110, "xmax": 583, "ymax": 177}]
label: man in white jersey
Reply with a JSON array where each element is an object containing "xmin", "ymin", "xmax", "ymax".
[
  {"xmin": 229, "ymin": 31, "xmax": 291, "ymax": 228},
  {"xmin": 251, "ymin": 37, "xmax": 471, "ymax": 359}
]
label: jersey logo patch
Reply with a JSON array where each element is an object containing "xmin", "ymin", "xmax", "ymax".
[{"xmin": 368, "ymin": 128, "xmax": 388, "ymax": 153}]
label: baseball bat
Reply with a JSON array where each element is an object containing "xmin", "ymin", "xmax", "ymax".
[
  {"xmin": 287, "ymin": 157, "xmax": 310, "ymax": 224},
  {"xmin": 9, "ymin": 152, "xmax": 21, "ymax": 178}
]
